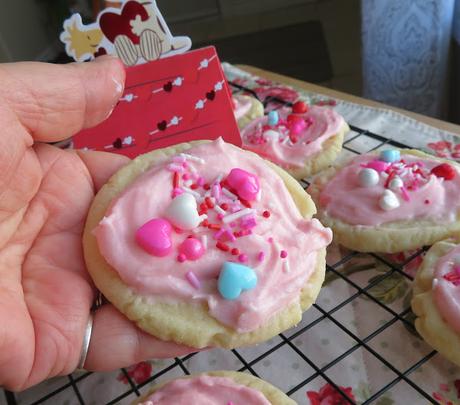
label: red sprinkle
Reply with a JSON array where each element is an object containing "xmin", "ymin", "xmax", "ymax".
[
  {"xmin": 424, "ymin": 199, "xmax": 430, "ymax": 204},
  {"xmin": 205, "ymin": 197, "xmax": 214, "ymax": 209},
  {"xmin": 190, "ymin": 183, "xmax": 199, "ymax": 190},
  {"xmin": 177, "ymin": 254, "xmax": 186, "ymax": 263},
  {"xmin": 238, "ymin": 254, "xmax": 248, "ymax": 263},
  {"xmin": 240, "ymin": 198, "xmax": 252, "ymax": 208},
  {"xmin": 216, "ymin": 241, "xmax": 230, "ymax": 252},
  {"xmin": 280, "ymin": 250, "xmax": 288, "ymax": 259},
  {"xmin": 292, "ymin": 101, "xmax": 308, "ymax": 114},
  {"xmin": 221, "ymin": 203, "xmax": 229, "ymax": 211},
  {"xmin": 231, "ymin": 248, "xmax": 240, "ymax": 256},
  {"xmin": 431, "ymin": 163, "xmax": 456, "ymax": 180},
  {"xmin": 201, "ymin": 219, "xmax": 209, "ymax": 227},
  {"xmin": 173, "ymin": 172, "xmax": 180, "ymax": 188},
  {"xmin": 203, "ymin": 183, "xmax": 211, "ymax": 190},
  {"xmin": 263, "ymin": 210, "xmax": 271, "ymax": 218},
  {"xmin": 208, "ymin": 223, "xmax": 221, "ymax": 230}
]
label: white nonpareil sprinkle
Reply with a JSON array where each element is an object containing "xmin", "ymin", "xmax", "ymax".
[
  {"xmin": 201, "ymin": 235, "xmax": 208, "ymax": 249},
  {"xmin": 222, "ymin": 208, "xmax": 255, "ymax": 224},
  {"xmin": 283, "ymin": 261, "xmax": 291, "ymax": 273},
  {"xmin": 180, "ymin": 153, "xmax": 205, "ymax": 164},
  {"xmin": 222, "ymin": 188, "xmax": 238, "ymax": 200}
]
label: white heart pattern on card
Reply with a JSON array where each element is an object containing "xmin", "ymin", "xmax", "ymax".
[
  {"xmin": 170, "ymin": 116, "xmax": 179, "ymax": 126},
  {"xmin": 200, "ymin": 59, "xmax": 209, "ymax": 69},
  {"xmin": 214, "ymin": 81, "xmax": 223, "ymax": 91},
  {"xmin": 173, "ymin": 77, "xmax": 183, "ymax": 86},
  {"xmin": 195, "ymin": 100, "xmax": 205, "ymax": 110},
  {"xmin": 123, "ymin": 136, "xmax": 133, "ymax": 145}
]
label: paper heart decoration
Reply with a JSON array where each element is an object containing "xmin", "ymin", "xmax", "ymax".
[
  {"xmin": 227, "ymin": 168, "xmax": 260, "ymax": 202},
  {"xmin": 135, "ymin": 218, "xmax": 173, "ymax": 257},
  {"xmin": 379, "ymin": 190, "xmax": 400, "ymax": 211},
  {"xmin": 218, "ymin": 262, "xmax": 258, "ymax": 300},
  {"xmin": 99, "ymin": 0, "xmax": 149, "ymax": 44},
  {"xmin": 165, "ymin": 193, "xmax": 203, "ymax": 230}
]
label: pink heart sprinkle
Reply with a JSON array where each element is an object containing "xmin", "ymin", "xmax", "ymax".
[
  {"xmin": 227, "ymin": 168, "xmax": 260, "ymax": 202},
  {"xmin": 136, "ymin": 218, "xmax": 172, "ymax": 257}
]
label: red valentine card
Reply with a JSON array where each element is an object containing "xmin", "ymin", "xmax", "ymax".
[{"xmin": 72, "ymin": 46, "xmax": 241, "ymax": 158}]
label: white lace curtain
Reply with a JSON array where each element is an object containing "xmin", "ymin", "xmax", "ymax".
[{"xmin": 362, "ymin": 0, "xmax": 460, "ymax": 122}]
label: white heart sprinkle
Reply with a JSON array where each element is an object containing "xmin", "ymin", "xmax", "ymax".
[
  {"xmin": 200, "ymin": 59, "xmax": 209, "ymax": 68},
  {"xmin": 123, "ymin": 136, "xmax": 133, "ymax": 145},
  {"xmin": 358, "ymin": 168, "xmax": 379, "ymax": 187},
  {"xmin": 379, "ymin": 190, "xmax": 400, "ymax": 211},
  {"xmin": 195, "ymin": 100, "xmax": 205, "ymax": 110},
  {"xmin": 165, "ymin": 193, "xmax": 201, "ymax": 230}
]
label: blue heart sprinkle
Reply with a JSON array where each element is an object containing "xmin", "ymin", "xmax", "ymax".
[
  {"xmin": 218, "ymin": 262, "xmax": 258, "ymax": 300},
  {"xmin": 379, "ymin": 149, "xmax": 400, "ymax": 163},
  {"xmin": 267, "ymin": 111, "xmax": 279, "ymax": 126}
]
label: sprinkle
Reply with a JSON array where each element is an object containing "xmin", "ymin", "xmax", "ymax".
[
  {"xmin": 283, "ymin": 261, "xmax": 291, "ymax": 273},
  {"xmin": 241, "ymin": 215, "xmax": 257, "ymax": 229},
  {"xmin": 182, "ymin": 161, "xmax": 188, "ymax": 169},
  {"xmin": 238, "ymin": 254, "xmax": 248, "ymax": 263},
  {"xmin": 231, "ymin": 248, "xmax": 240, "ymax": 256},
  {"xmin": 221, "ymin": 203, "xmax": 229, "ymax": 211},
  {"xmin": 213, "ymin": 173, "xmax": 224, "ymax": 185},
  {"xmin": 216, "ymin": 241, "xmax": 230, "ymax": 252},
  {"xmin": 280, "ymin": 250, "xmax": 288, "ymax": 259},
  {"xmin": 185, "ymin": 271, "xmax": 201, "ymax": 289},
  {"xmin": 167, "ymin": 163, "xmax": 184, "ymax": 172},
  {"xmin": 258, "ymin": 251, "xmax": 265, "ymax": 262},
  {"xmin": 400, "ymin": 186, "xmax": 410, "ymax": 201},
  {"xmin": 214, "ymin": 228, "xmax": 226, "ymax": 240},
  {"xmin": 173, "ymin": 156, "xmax": 186, "ymax": 163},
  {"xmin": 197, "ymin": 177, "xmax": 205, "ymax": 186},
  {"xmin": 201, "ymin": 235, "xmax": 208, "ymax": 249},
  {"xmin": 182, "ymin": 173, "xmax": 190, "ymax": 180},
  {"xmin": 180, "ymin": 153, "xmax": 205, "ymax": 164},
  {"xmin": 262, "ymin": 210, "xmax": 271, "ymax": 218},
  {"xmin": 424, "ymin": 199, "xmax": 430, "ymax": 204},
  {"xmin": 173, "ymin": 172, "xmax": 180, "ymax": 188},
  {"xmin": 217, "ymin": 214, "xmax": 224, "ymax": 220},
  {"xmin": 212, "ymin": 184, "xmax": 221, "ymax": 199},
  {"xmin": 188, "ymin": 164, "xmax": 197, "ymax": 174},
  {"xmin": 222, "ymin": 188, "xmax": 238, "ymax": 200},
  {"xmin": 214, "ymin": 205, "xmax": 226, "ymax": 215},
  {"xmin": 190, "ymin": 183, "xmax": 199, "ymax": 190},
  {"xmin": 268, "ymin": 237, "xmax": 274, "ymax": 243},
  {"xmin": 182, "ymin": 187, "xmax": 201, "ymax": 198},
  {"xmin": 205, "ymin": 197, "xmax": 215, "ymax": 208},
  {"xmin": 208, "ymin": 223, "xmax": 221, "ymax": 230},
  {"xmin": 240, "ymin": 198, "xmax": 252, "ymax": 208},
  {"xmin": 184, "ymin": 179, "xmax": 193, "ymax": 187},
  {"xmin": 222, "ymin": 208, "xmax": 255, "ymax": 224},
  {"xmin": 172, "ymin": 187, "xmax": 184, "ymax": 198},
  {"xmin": 177, "ymin": 254, "xmax": 186, "ymax": 263}
]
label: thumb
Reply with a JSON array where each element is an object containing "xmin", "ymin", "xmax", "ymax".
[{"xmin": 0, "ymin": 56, "xmax": 125, "ymax": 142}]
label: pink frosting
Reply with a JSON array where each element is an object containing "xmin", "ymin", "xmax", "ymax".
[
  {"xmin": 319, "ymin": 154, "xmax": 460, "ymax": 226},
  {"xmin": 433, "ymin": 245, "xmax": 460, "ymax": 334},
  {"xmin": 241, "ymin": 106, "xmax": 344, "ymax": 168},
  {"xmin": 95, "ymin": 139, "xmax": 332, "ymax": 332},
  {"xmin": 139, "ymin": 375, "xmax": 271, "ymax": 404},
  {"xmin": 233, "ymin": 95, "xmax": 253, "ymax": 121}
]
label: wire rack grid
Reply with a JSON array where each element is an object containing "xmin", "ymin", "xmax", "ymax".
[{"xmin": 2, "ymin": 82, "xmax": 443, "ymax": 405}]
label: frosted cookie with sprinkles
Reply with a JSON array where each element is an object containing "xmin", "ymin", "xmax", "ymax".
[
  {"xmin": 135, "ymin": 371, "xmax": 296, "ymax": 404},
  {"xmin": 84, "ymin": 138, "xmax": 332, "ymax": 348},
  {"xmin": 308, "ymin": 149, "xmax": 460, "ymax": 253},
  {"xmin": 240, "ymin": 101, "xmax": 348, "ymax": 180},
  {"xmin": 412, "ymin": 239, "xmax": 460, "ymax": 366},
  {"xmin": 233, "ymin": 94, "xmax": 264, "ymax": 129}
]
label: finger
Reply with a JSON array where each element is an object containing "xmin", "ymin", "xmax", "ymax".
[
  {"xmin": 77, "ymin": 150, "xmax": 130, "ymax": 192},
  {"xmin": 84, "ymin": 305, "xmax": 197, "ymax": 371},
  {"xmin": 0, "ymin": 56, "xmax": 125, "ymax": 142}
]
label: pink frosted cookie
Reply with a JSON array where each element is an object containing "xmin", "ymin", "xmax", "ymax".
[
  {"xmin": 84, "ymin": 139, "xmax": 332, "ymax": 348},
  {"xmin": 240, "ymin": 102, "xmax": 348, "ymax": 180},
  {"xmin": 233, "ymin": 94, "xmax": 264, "ymax": 129},
  {"xmin": 412, "ymin": 239, "xmax": 460, "ymax": 366},
  {"xmin": 135, "ymin": 371, "xmax": 296, "ymax": 405},
  {"xmin": 308, "ymin": 149, "xmax": 460, "ymax": 253}
]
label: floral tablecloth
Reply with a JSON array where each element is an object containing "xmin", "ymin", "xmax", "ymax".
[{"xmin": 4, "ymin": 64, "xmax": 460, "ymax": 405}]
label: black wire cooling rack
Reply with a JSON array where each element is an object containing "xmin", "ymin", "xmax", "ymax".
[{"xmin": 2, "ymin": 82, "xmax": 443, "ymax": 405}]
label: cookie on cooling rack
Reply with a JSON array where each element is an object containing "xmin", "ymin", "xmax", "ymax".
[
  {"xmin": 308, "ymin": 149, "xmax": 460, "ymax": 253},
  {"xmin": 233, "ymin": 94, "xmax": 264, "ymax": 129},
  {"xmin": 240, "ymin": 101, "xmax": 348, "ymax": 180},
  {"xmin": 412, "ymin": 238, "xmax": 460, "ymax": 366},
  {"xmin": 84, "ymin": 138, "xmax": 332, "ymax": 349},
  {"xmin": 134, "ymin": 371, "xmax": 296, "ymax": 404}
]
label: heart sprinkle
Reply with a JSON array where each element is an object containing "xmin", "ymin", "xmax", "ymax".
[
  {"xmin": 431, "ymin": 163, "xmax": 456, "ymax": 180},
  {"xmin": 136, "ymin": 218, "xmax": 173, "ymax": 257},
  {"xmin": 218, "ymin": 262, "xmax": 258, "ymax": 300},
  {"xmin": 165, "ymin": 193, "xmax": 204, "ymax": 231}
]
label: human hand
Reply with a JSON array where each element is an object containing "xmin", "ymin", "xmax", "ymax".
[{"xmin": 0, "ymin": 57, "xmax": 194, "ymax": 391}]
